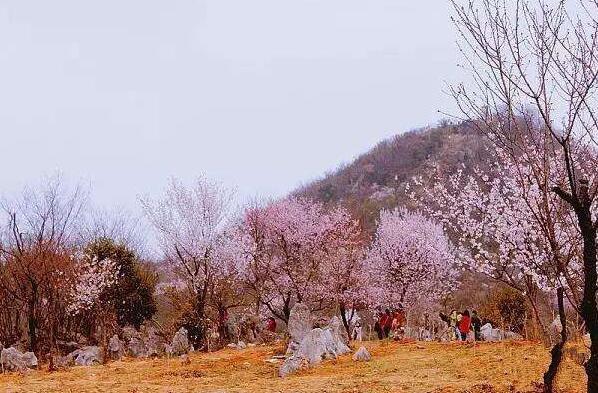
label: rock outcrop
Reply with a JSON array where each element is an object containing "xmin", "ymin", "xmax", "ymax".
[
  {"xmin": 0, "ymin": 347, "xmax": 38, "ymax": 372},
  {"xmin": 170, "ymin": 327, "xmax": 192, "ymax": 356},
  {"xmin": 65, "ymin": 346, "xmax": 103, "ymax": 366},
  {"xmin": 279, "ymin": 310, "xmax": 351, "ymax": 377},
  {"xmin": 108, "ymin": 335, "xmax": 124, "ymax": 360},
  {"xmin": 285, "ymin": 303, "xmax": 312, "ymax": 355}
]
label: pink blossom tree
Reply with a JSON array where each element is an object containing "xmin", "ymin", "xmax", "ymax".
[
  {"xmin": 240, "ymin": 197, "xmax": 369, "ymax": 328},
  {"xmin": 366, "ymin": 208, "xmax": 457, "ymax": 314},
  {"xmin": 450, "ymin": 0, "xmax": 598, "ymax": 389},
  {"xmin": 409, "ymin": 150, "xmax": 583, "ymax": 389},
  {"xmin": 140, "ymin": 176, "xmax": 239, "ymax": 345}
]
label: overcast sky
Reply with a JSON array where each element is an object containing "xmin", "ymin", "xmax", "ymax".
[{"xmin": 0, "ymin": 1, "xmax": 459, "ymax": 210}]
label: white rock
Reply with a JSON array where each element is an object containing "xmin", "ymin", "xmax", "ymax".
[
  {"xmin": 287, "ymin": 303, "xmax": 312, "ymax": 347},
  {"xmin": 170, "ymin": 327, "xmax": 191, "ymax": 356},
  {"xmin": 67, "ymin": 346, "xmax": 103, "ymax": 366},
  {"xmin": 352, "ymin": 346, "xmax": 371, "ymax": 362},
  {"xmin": 108, "ymin": 335, "xmax": 124, "ymax": 360},
  {"xmin": 0, "ymin": 347, "xmax": 38, "ymax": 372},
  {"xmin": 279, "ymin": 321, "xmax": 351, "ymax": 377}
]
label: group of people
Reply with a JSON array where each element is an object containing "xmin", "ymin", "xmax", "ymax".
[
  {"xmin": 374, "ymin": 307, "xmax": 406, "ymax": 340},
  {"xmin": 444, "ymin": 309, "xmax": 482, "ymax": 341}
]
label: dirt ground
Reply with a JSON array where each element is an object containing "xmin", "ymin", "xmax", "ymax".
[{"xmin": 0, "ymin": 340, "xmax": 587, "ymax": 393}]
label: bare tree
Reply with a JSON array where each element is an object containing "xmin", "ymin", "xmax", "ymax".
[
  {"xmin": 0, "ymin": 175, "xmax": 87, "ymax": 353},
  {"xmin": 450, "ymin": 0, "xmax": 598, "ymax": 391}
]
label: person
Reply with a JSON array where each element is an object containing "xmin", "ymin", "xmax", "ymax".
[
  {"xmin": 449, "ymin": 310, "xmax": 459, "ymax": 341},
  {"xmin": 352, "ymin": 320, "xmax": 363, "ymax": 341},
  {"xmin": 374, "ymin": 309, "xmax": 384, "ymax": 340},
  {"xmin": 471, "ymin": 310, "xmax": 482, "ymax": 341},
  {"xmin": 391, "ymin": 307, "xmax": 406, "ymax": 340},
  {"xmin": 383, "ymin": 308, "xmax": 393, "ymax": 339},
  {"xmin": 266, "ymin": 317, "xmax": 277, "ymax": 333},
  {"xmin": 458, "ymin": 310, "xmax": 472, "ymax": 341}
]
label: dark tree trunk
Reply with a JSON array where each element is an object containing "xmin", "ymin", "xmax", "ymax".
[
  {"xmin": 579, "ymin": 215, "xmax": 598, "ymax": 393},
  {"xmin": 28, "ymin": 285, "xmax": 38, "ymax": 353},
  {"xmin": 339, "ymin": 303, "xmax": 352, "ymax": 339},
  {"xmin": 543, "ymin": 287, "xmax": 567, "ymax": 393},
  {"xmin": 554, "ymin": 180, "xmax": 598, "ymax": 393}
]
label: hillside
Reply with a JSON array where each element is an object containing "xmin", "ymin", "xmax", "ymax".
[{"xmin": 294, "ymin": 121, "xmax": 490, "ymax": 231}]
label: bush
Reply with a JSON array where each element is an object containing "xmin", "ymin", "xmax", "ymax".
[
  {"xmin": 480, "ymin": 286, "xmax": 529, "ymax": 334},
  {"xmin": 84, "ymin": 238, "xmax": 158, "ymax": 329}
]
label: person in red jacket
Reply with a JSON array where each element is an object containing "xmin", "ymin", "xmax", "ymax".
[
  {"xmin": 382, "ymin": 308, "xmax": 393, "ymax": 338},
  {"xmin": 458, "ymin": 309, "xmax": 472, "ymax": 341},
  {"xmin": 265, "ymin": 317, "xmax": 277, "ymax": 332}
]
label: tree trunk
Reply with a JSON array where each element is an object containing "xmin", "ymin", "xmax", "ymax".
[
  {"xmin": 339, "ymin": 304, "xmax": 352, "ymax": 339},
  {"xmin": 578, "ymin": 214, "xmax": 598, "ymax": 393},
  {"xmin": 543, "ymin": 287, "xmax": 567, "ymax": 393},
  {"xmin": 555, "ymin": 180, "xmax": 598, "ymax": 393},
  {"xmin": 28, "ymin": 285, "xmax": 38, "ymax": 353}
]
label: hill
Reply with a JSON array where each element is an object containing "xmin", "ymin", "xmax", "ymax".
[{"xmin": 293, "ymin": 121, "xmax": 490, "ymax": 231}]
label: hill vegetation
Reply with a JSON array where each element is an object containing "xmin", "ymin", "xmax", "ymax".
[{"xmin": 294, "ymin": 121, "xmax": 491, "ymax": 231}]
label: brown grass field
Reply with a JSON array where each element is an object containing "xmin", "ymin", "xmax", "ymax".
[{"xmin": 0, "ymin": 340, "xmax": 587, "ymax": 393}]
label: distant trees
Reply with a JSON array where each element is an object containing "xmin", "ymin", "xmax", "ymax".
[{"xmin": 0, "ymin": 176, "xmax": 157, "ymax": 356}]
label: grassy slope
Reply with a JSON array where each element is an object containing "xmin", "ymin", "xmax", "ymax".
[{"xmin": 0, "ymin": 341, "xmax": 586, "ymax": 393}]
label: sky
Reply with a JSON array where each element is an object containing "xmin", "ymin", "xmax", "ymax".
[{"xmin": 0, "ymin": 0, "xmax": 460, "ymax": 211}]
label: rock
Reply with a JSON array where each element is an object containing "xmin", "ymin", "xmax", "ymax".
[
  {"xmin": 171, "ymin": 327, "xmax": 191, "ymax": 356},
  {"xmin": 237, "ymin": 341, "xmax": 247, "ymax": 349},
  {"xmin": 287, "ymin": 303, "xmax": 312, "ymax": 347},
  {"xmin": 352, "ymin": 346, "xmax": 371, "ymax": 362},
  {"xmin": 226, "ymin": 343, "xmax": 238, "ymax": 349},
  {"xmin": 584, "ymin": 333, "xmax": 591, "ymax": 349},
  {"xmin": 279, "ymin": 356, "xmax": 309, "ymax": 377},
  {"xmin": 128, "ymin": 337, "xmax": 147, "ymax": 358},
  {"xmin": 0, "ymin": 347, "xmax": 38, "ymax": 372},
  {"xmin": 108, "ymin": 335, "xmax": 124, "ymax": 360},
  {"xmin": 279, "ymin": 321, "xmax": 351, "ymax": 377},
  {"xmin": 180, "ymin": 354, "xmax": 191, "ymax": 365},
  {"xmin": 328, "ymin": 316, "xmax": 349, "ymax": 346},
  {"xmin": 21, "ymin": 352, "xmax": 38, "ymax": 368},
  {"xmin": 480, "ymin": 323, "xmax": 522, "ymax": 342},
  {"xmin": 66, "ymin": 346, "xmax": 103, "ymax": 366},
  {"xmin": 143, "ymin": 326, "xmax": 164, "ymax": 357}
]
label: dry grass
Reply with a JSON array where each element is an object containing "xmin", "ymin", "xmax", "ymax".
[{"xmin": 0, "ymin": 340, "xmax": 587, "ymax": 393}]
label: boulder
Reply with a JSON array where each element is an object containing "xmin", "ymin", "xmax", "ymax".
[
  {"xmin": 480, "ymin": 323, "xmax": 522, "ymax": 342},
  {"xmin": 170, "ymin": 327, "xmax": 192, "ymax": 356},
  {"xmin": 352, "ymin": 346, "xmax": 371, "ymax": 362},
  {"xmin": 66, "ymin": 346, "xmax": 103, "ymax": 366},
  {"xmin": 128, "ymin": 337, "xmax": 147, "ymax": 358},
  {"xmin": 328, "ymin": 316, "xmax": 349, "ymax": 345},
  {"xmin": 180, "ymin": 354, "xmax": 191, "ymax": 366},
  {"xmin": 287, "ymin": 303, "xmax": 312, "ymax": 344},
  {"xmin": 142, "ymin": 326, "xmax": 164, "ymax": 357},
  {"xmin": 0, "ymin": 347, "xmax": 38, "ymax": 372},
  {"xmin": 108, "ymin": 335, "xmax": 124, "ymax": 360},
  {"xmin": 279, "ymin": 319, "xmax": 351, "ymax": 377},
  {"xmin": 237, "ymin": 341, "xmax": 247, "ymax": 349}
]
